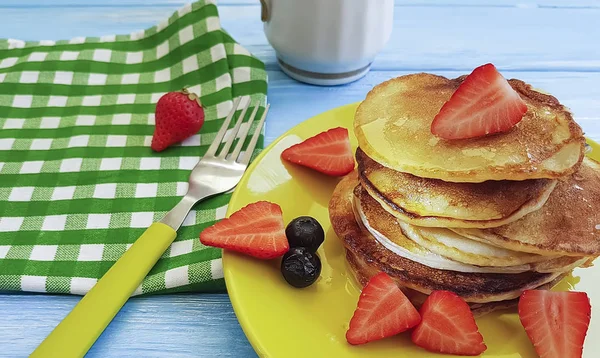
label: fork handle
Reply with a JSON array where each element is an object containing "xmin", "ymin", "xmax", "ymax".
[{"xmin": 30, "ymin": 223, "xmax": 177, "ymax": 358}]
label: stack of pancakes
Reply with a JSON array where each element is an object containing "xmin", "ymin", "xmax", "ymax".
[{"xmin": 329, "ymin": 73, "xmax": 600, "ymax": 314}]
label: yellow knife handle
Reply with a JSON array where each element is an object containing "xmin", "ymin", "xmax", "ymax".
[{"xmin": 30, "ymin": 222, "xmax": 177, "ymax": 358}]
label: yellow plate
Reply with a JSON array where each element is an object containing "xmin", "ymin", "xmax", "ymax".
[{"xmin": 223, "ymin": 103, "xmax": 600, "ymax": 358}]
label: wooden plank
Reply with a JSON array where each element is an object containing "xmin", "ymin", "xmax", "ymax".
[
  {"xmin": 1, "ymin": 5, "xmax": 598, "ymax": 73},
  {"xmin": 217, "ymin": 6, "xmax": 600, "ymax": 72},
  {"xmin": 0, "ymin": 293, "xmax": 257, "ymax": 357},
  {"xmin": 3, "ymin": 1, "xmax": 600, "ymax": 8},
  {"xmin": 0, "ymin": 7, "xmax": 168, "ymax": 40}
]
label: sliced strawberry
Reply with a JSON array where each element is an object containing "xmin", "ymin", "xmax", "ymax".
[
  {"xmin": 431, "ymin": 63, "xmax": 528, "ymax": 140},
  {"xmin": 411, "ymin": 290, "xmax": 487, "ymax": 356},
  {"xmin": 519, "ymin": 290, "xmax": 591, "ymax": 358},
  {"xmin": 199, "ymin": 201, "xmax": 289, "ymax": 259},
  {"xmin": 281, "ymin": 127, "xmax": 354, "ymax": 176},
  {"xmin": 346, "ymin": 272, "xmax": 421, "ymax": 345}
]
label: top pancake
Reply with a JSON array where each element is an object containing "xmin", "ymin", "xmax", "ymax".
[{"xmin": 354, "ymin": 73, "xmax": 585, "ymax": 182}]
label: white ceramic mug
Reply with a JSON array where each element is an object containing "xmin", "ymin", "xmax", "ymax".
[{"xmin": 260, "ymin": 0, "xmax": 394, "ymax": 86}]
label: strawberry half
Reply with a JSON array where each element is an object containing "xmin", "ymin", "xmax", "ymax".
[
  {"xmin": 519, "ymin": 290, "xmax": 591, "ymax": 358},
  {"xmin": 346, "ymin": 272, "xmax": 421, "ymax": 345},
  {"xmin": 199, "ymin": 201, "xmax": 289, "ymax": 260},
  {"xmin": 281, "ymin": 127, "xmax": 354, "ymax": 176},
  {"xmin": 411, "ymin": 290, "xmax": 487, "ymax": 356},
  {"xmin": 431, "ymin": 63, "xmax": 528, "ymax": 140}
]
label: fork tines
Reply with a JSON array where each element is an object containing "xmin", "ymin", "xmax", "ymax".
[{"xmin": 205, "ymin": 97, "xmax": 270, "ymax": 165}]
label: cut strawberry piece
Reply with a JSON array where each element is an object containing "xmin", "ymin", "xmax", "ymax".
[
  {"xmin": 199, "ymin": 201, "xmax": 289, "ymax": 260},
  {"xmin": 411, "ymin": 290, "xmax": 487, "ymax": 356},
  {"xmin": 431, "ymin": 63, "xmax": 528, "ymax": 140},
  {"xmin": 346, "ymin": 272, "xmax": 421, "ymax": 345},
  {"xmin": 519, "ymin": 290, "xmax": 591, "ymax": 358},
  {"xmin": 281, "ymin": 127, "xmax": 354, "ymax": 176}
]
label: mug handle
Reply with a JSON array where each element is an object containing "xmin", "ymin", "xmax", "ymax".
[{"xmin": 260, "ymin": 0, "xmax": 270, "ymax": 22}]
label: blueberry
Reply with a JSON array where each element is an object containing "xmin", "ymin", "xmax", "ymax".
[
  {"xmin": 285, "ymin": 216, "xmax": 325, "ymax": 253},
  {"xmin": 281, "ymin": 247, "xmax": 321, "ymax": 288}
]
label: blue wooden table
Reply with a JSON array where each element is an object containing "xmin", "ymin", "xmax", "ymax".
[{"xmin": 1, "ymin": 0, "xmax": 599, "ymax": 356}]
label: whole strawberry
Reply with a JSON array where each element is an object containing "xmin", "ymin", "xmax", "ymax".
[{"xmin": 151, "ymin": 88, "xmax": 205, "ymax": 152}]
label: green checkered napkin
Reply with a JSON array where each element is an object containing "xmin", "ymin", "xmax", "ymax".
[{"xmin": 0, "ymin": 0, "xmax": 267, "ymax": 295}]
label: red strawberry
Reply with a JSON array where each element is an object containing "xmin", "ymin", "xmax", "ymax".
[
  {"xmin": 411, "ymin": 290, "xmax": 487, "ymax": 356},
  {"xmin": 151, "ymin": 88, "xmax": 205, "ymax": 152},
  {"xmin": 281, "ymin": 127, "xmax": 354, "ymax": 176},
  {"xmin": 519, "ymin": 290, "xmax": 591, "ymax": 358},
  {"xmin": 199, "ymin": 201, "xmax": 289, "ymax": 260},
  {"xmin": 431, "ymin": 63, "xmax": 528, "ymax": 140},
  {"xmin": 346, "ymin": 272, "xmax": 421, "ymax": 345}
]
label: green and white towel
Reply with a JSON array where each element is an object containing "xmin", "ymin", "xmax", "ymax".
[{"xmin": 0, "ymin": 0, "xmax": 267, "ymax": 295}]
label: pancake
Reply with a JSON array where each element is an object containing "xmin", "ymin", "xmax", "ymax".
[
  {"xmin": 354, "ymin": 73, "xmax": 585, "ymax": 183},
  {"xmin": 400, "ymin": 222, "xmax": 587, "ymax": 273},
  {"xmin": 396, "ymin": 222, "xmax": 551, "ymax": 267},
  {"xmin": 454, "ymin": 157, "xmax": 600, "ymax": 257},
  {"xmin": 329, "ymin": 172, "xmax": 565, "ymax": 303},
  {"xmin": 357, "ymin": 148, "xmax": 557, "ymax": 228},
  {"xmin": 354, "ymin": 187, "xmax": 531, "ymax": 274},
  {"xmin": 356, "ymin": 182, "xmax": 586, "ymax": 273},
  {"xmin": 346, "ymin": 250, "xmax": 569, "ymax": 316}
]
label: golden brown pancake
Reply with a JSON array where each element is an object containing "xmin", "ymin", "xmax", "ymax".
[
  {"xmin": 454, "ymin": 157, "xmax": 600, "ymax": 257},
  {"xmin": 354, "ymin": 187, "xmax": 530, "ymax": 274},
  {"xmin": 357, "ymin": 148, "xmax": 557, "ymax": 228},
  {"xmin": 354, "ymin": 73, "xmax": 585, "ymax": 182},
  {"xmin": 356, "ymin": 182, "xmax": 587, "ymax": 273},
  {"xmin": 329, "ymin": 172, "xmax": 564, "ymax": 303}
]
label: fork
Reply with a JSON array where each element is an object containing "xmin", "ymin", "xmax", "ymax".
[{"xmin": 31, "ymin": 97, "xmax": 270, "ymax": 358}]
